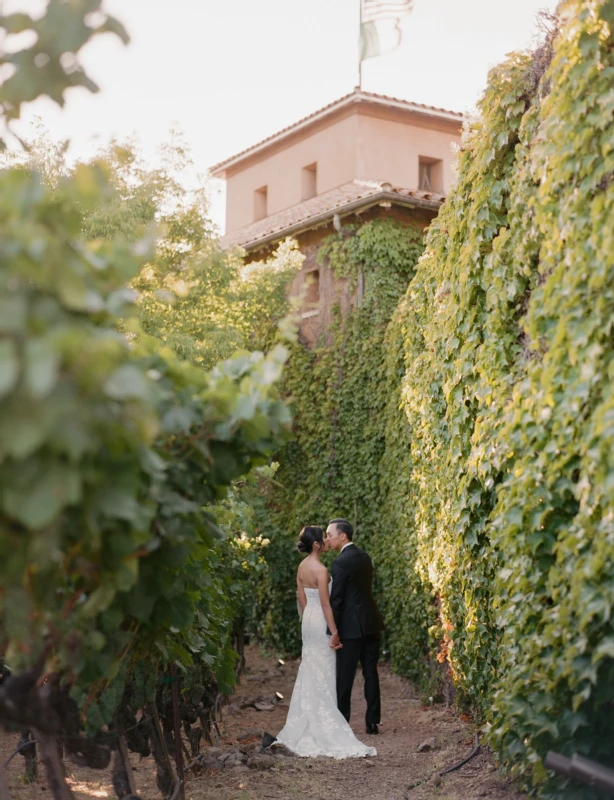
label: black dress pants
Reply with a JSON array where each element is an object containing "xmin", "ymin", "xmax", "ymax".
[{"xmin": 336, "ymin": 634, "xmax": 380, "ymax": 726}]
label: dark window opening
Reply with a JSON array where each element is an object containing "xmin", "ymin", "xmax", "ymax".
[
  {"xmin": 301, "ymin": 163, "xmax": 317, "ymax": 201},
  {"xmin": 254, "ymin": 185, "xmax": 268, "ymax": 220},
  {"xmin": 304, "ymin": 269, "xmax": 320, "ymax": 307},
  {"xmin": 418, "ymin": 157, "xmax": 443, "ymax": 193}
]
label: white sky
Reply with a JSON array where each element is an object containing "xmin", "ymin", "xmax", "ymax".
[{"xmin": 9, "ymin": 0, "xmax": 558, "ymax": 232}]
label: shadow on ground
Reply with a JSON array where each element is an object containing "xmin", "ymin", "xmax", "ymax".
[{"xmin": 1, "ymin": 645, "xmax": 525, "ymax": 800}]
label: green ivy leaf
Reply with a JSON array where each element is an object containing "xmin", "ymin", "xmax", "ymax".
[{"xmin": 0, "ymin": 340, "xmax": 19, "ymax": 398}]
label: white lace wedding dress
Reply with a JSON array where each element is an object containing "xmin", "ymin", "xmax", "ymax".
[{"xmin": 275, "ymin": 587, "xmax": 376, "ymax": 759}]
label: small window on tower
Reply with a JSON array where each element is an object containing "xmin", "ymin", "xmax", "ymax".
[
  {"xmin": 419, "ymin": 161, "xmax": 432, "ymax": 191},
  {"xmin": 418, "ymin": 157, "xmax": 443, "ymax": 193},
  {"xmin": 301, "ymin": 269, "xmax": 320, "ymax": 318},
  {"xmin": 254, "ymin": 186, "xmax": 268, "ymax": 221},
  {"xmin": 302, "ymin": 163, "xmax": 317, "ymax": 201}
]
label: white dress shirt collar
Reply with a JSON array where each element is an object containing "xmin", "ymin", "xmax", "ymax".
[{"xmin": 340, "ymin": 542, "xmax": 355, "ymax": 553}]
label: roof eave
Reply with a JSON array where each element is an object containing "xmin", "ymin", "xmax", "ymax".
[
  {"xmin": 226, "ymin": 191, "xmax": 442, "ymax": 254},
  {"xmin": 210, "ymin": 91, "xmax": 356, "ymax": 177},
  {"xmin": 210, "ymin": 91, "xmax": 462, "ymax": 177}
]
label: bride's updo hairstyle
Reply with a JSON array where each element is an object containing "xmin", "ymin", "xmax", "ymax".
[{"xmin": 297, "ymin": 526, "xmax": 324, "ymax": 554}]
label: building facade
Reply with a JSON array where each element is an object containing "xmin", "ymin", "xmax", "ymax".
[{"xmin": 211, "ymin": 89, "xmax": 463, "ymax": 345}]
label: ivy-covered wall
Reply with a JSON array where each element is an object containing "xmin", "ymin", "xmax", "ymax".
[
  {"xmin": 259, "ymin": 0, "xmax": 613, "ymax": 795},
  {"xmin": 256, "ymin": 219, "xmax": 430, "ymax": 680},
  {"xmin": 398, "ymin": 1, "xmax": 613, "ymax": 793}
]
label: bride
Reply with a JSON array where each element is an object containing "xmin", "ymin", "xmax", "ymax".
[{"xmin": 274, "ymin": 526, "xmax": 376, "ymax": 759}]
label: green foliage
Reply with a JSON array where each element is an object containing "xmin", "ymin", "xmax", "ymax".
[
  {"xmin": 204, "ymin": 463, "xmax": 281, "ymax": 638},
  {"xmin": 0, "ymin": 1, "xmax": 128, "ymax": 143},
  {"xmin": 389, "ymin": 0, "xmax": 613, "ymax": 793},
  {"xmin": 399, "ymin": 49, "xmax": 536, "ymax": 721},
  {"xmin": 135, "ymin": 239, "xmax": 303, "ymax": 369},
  {"xmin": 259, "ymin": 4, "xmax": 613, "ymax": 794},
  {"xmin": 0, "ymin": 161, "xmax": 291, "ymax": 727},
  {"xmin": 4, "ymin": 2, "xmax": 612, "ymax": 795},
  {"xmin": 375, "ymin": 295, "xmax": 432, "ymax": 680},
  {"xmin": 488, "ymin": 1, "xmax": 614, "ymax": 788},
  {"xmin": 80, "ymin": 137, "xmax": 181, "ymax": 243},
  {"xmin": 79, "ymin": 134, "xmax": 303, "ymax": 370},
  {"xmin": 79, "ymin": 134, "xmax": 302, "ymax": 370},
  {"xmin": 0, "ymin": 0, "xmax": 292, "ymax": 749},
  {"xmin": 259, "ymin": 219, "xmax": 430, "ymax": 673},
  {"xmin": 4, "ymin": 123, "xmax": 302, "ymax": 372}
]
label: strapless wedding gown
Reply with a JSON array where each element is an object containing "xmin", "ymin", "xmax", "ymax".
[{"xmin": 276, "ymin": 587, "xmax": 376, "ymax": 759}]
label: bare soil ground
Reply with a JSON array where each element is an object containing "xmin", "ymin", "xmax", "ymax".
[{"xmin": 1, "ymin": 645, "xmax": 525, "ymax": 800}]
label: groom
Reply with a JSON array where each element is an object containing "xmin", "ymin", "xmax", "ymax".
[{"xmin": 326, "ymin": 518, "xmax": 384, "ymax": 735}]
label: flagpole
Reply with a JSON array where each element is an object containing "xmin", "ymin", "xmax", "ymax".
[{"xmin": 358, "ymin": 0, "xmax": 362, "ymax": 90}]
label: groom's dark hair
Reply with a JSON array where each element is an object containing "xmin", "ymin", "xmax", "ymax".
[{"xmin": 329, "ymin": 518, "xmax": 353, "ymax": 540}]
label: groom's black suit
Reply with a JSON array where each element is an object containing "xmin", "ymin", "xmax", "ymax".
[{"xmin": 329, "ymin": 543, "xmax": 383, "ymax": 727}]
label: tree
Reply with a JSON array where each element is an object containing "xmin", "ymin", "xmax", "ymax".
[
  {"xmin": 0, "ymin": 5, "xmax": 294, "ymax": 797},
  {"xmin": 4, "ymin": 122, "xmax": 303, "ymax": 369}
]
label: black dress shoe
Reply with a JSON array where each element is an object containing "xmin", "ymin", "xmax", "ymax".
[
  {"xmin": 260, "ymin": 732, "xmax": 277, "ymax": 753},
  {"xmin": 366, "ymin": 723, "xmax": 379, "ymax": 735}
]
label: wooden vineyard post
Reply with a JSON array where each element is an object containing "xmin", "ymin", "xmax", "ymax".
[
  {"xmin": 112, "ymin": 735, "xmax": 138, "ymax": 799},
  {"xmin": 18, "ymin": 730, "xmax": 37, "ymax": 782},
  {"xmin": 33, "ymin": 730, "xmax": 74, "ymax": 800},
  {"xmin": 170, "ymin": 665, "xmax": 185, "ymax": 800},
  {"xmin": 151, "ymin": 712, "xmax": 174, "ymax": 797},
  {"xmin": 0, "ymin": 759, "xmax": 12, "ymax": 800}
]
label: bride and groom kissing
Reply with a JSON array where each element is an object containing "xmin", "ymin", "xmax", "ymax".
[{"xmin": 271, "ymin": 519, "xmax": 384, "ymax": 759}]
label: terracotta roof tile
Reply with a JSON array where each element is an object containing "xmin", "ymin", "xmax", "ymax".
[
  {"xmin": 210, "ymin": 89, "xmax": 463, "ymax": 176},
  {"xmin": 219, "ymin": 180, "xmax": 445, "ymax": 252}
]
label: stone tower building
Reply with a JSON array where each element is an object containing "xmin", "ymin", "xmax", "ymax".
[{"xmin": 211, "ymin": 89, "xmax": 463, "ymax": 345}]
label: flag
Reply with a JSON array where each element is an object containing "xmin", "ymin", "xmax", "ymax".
[{"xmin": 360, "ymin": 0, "xmax": 413, "ymax": 62}]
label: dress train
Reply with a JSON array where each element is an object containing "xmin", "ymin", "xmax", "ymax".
[{"xmin": 276, "ymin": 588, "xmax": 376, "ymax": 759}]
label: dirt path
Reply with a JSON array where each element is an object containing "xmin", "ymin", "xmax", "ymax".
[{"xmin": 1, "ymin": 646, "xmax": 524, "ymax": 800}]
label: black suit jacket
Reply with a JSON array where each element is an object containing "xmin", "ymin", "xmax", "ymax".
[{"xmin": 329, "ymin": 544, "xmax": 383, "ymax": 640}]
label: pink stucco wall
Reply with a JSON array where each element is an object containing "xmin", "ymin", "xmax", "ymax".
[
  {"xmin": 223, "ymin": 108, "xmax": 461, "ymax": 233},
  {"xmin": 356, "ymin": 114, "xmax": 458, "ymax": 193},
  {"xmin": 225, "ymin": 114, "xmax": 359, "ymax": 232}
]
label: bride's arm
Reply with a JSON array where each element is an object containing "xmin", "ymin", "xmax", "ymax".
[
  {"xmin": 297, "ymin": 572, "xmax": 307, "ymax": 617},
  {"xmin": 316, "ymin": 568, "xmax": 340, "ymax": 642}
]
